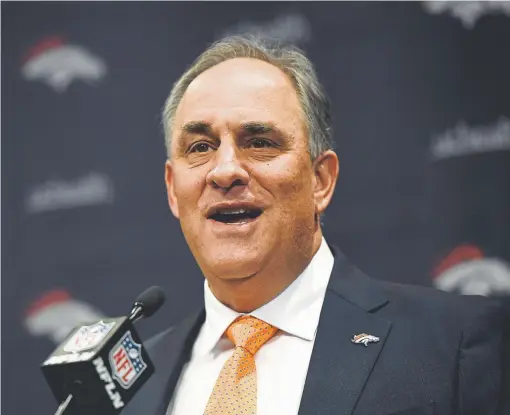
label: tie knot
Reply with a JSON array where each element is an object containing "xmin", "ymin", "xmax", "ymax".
[{"xmin": 226, "ymin": 315, "xmax": 278, "ymax": 355}]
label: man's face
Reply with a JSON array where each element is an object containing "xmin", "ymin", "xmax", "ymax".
[{"xmin": 166, "ymin": 58, "xmax": 324, "ymax": 282}]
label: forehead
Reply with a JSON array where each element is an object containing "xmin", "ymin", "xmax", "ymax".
[{"xmin": 173, "ymin": 58, "xmax": 305, "ymax": 135}]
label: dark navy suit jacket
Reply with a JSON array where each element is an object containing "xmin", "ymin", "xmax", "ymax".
[{"xmin": 123, "ymin": 247, "xmax": 510, "ymax": 415}]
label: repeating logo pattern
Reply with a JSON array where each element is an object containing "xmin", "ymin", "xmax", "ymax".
[
  {"xmin": 430, "ymin": 117, "xmax": 510, "ymax": 161},
  {"xmin": 21, "ymin": 35, "xmax": 107, "ymax": 93},
  {"xmin": 423, "ymin": 1, "xmax": 510, "ymax": 29},
  {"xmin": 221, "ymin": 12, "xmax": 311, "ymax": 45},
  {"xmin": 24, "ymin": 289, "xmax": 106, "ymax": 344},
  {"xmin": 433, "ymin": 245, "xmax": 510, "ymax": 296},
  {"xmin": 25, "ymin": 172, "xmax": 115, "ymax": 214}
]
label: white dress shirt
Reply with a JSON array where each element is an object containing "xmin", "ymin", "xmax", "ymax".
[{"xmin": 167, "ymin": 238, "xmax": 335, "ymax": 415}]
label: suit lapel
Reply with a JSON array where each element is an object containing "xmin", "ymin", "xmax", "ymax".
[
  {"xmin": 298, "ymin": 247, "xmax": 392, "ymax": 415},
  {"xmin": 136, "ymin": 247, "xmax": 390, "ymax": 415}
]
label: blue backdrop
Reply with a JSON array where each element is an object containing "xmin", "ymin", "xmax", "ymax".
[{"xmin": 2, "ymin": 2, "xmax": 509, "ymax": 414}]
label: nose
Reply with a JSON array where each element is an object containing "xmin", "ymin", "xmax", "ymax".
[{"xmin": 206, "ymin": 141, "xmax": 249, "ymax": 191}]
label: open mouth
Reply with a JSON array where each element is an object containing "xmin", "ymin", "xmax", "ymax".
[{"xmin": 208, "ymin": 207, "xmax": 263, "ymax": 224}]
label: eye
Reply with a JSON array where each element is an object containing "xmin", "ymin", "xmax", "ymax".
[
  {"xmin": 249, "ymin": 138, "xmax": 273, "ymax": 148},
  {"xmin": 189, "ymin": 142, "xmax": 214, "ymax": 153}
]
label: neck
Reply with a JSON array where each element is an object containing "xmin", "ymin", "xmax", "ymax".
[{"xmin": 207, "ymin": 232, "xmax": 323, "ymax": 313}]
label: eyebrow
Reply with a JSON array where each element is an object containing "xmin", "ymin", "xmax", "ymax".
[
  {"xmin": 180, "ymin": 121, "xmax": 280, "ymax": 136},
  {"xmin": 241, "ymin": 122, "xmax": 278, "ymax": 135},
  {"xmin": 181, "ymin": 121, "xmax": 213, "ymax": 136}
]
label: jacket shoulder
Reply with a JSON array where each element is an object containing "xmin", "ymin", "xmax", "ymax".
[{"xmin": 376, "ymin": 278, "xmax": 508, "ymax": 332}]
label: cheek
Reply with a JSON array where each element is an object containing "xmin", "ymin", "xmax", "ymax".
[
  {"xmin": 173, "ymin": 169, "xmax": 205, "ymax": 214},
  {"xmin": 259, "ymin": 158, "xmax": 315, "ymax": 214}
]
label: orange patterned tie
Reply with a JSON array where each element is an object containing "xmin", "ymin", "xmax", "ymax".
[{"xmin": 204, "ymin": 315, "xmax": 279, "ymax": 415}]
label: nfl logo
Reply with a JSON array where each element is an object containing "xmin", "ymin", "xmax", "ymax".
[
  {"xmin": 109, "ymin": 331, "xmax": 147, "ymax": 389},
  {"xmin": 63, "ymin": 320, "xmax": 116, "ymax": 353}
]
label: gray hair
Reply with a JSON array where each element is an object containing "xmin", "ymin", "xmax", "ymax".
[{"xmin": 162, "ymin": 35, "xmax": 333, "ymax": 160}]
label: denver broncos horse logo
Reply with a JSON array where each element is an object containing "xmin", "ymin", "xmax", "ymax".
[{"xmin": 351, "ymin": 333, "xmax": 380, "ymax": 347}]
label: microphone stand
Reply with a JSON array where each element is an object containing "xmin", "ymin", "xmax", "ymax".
[
  {"xmin": 128, "ymin": 304, "xmax": 144, "ymax": 323},
  {"xmin": 54, "ymin": 394, "xmax": 73, "ymax": 415}
]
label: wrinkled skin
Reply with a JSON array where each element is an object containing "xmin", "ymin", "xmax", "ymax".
[{"xmin": 165, "ymin": 58, "xmax": 339, "ymax": 312}]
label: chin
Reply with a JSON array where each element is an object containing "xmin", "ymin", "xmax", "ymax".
[{"xmin": 200, "ymin": 243, "xmax": 266, "ymax": 280}]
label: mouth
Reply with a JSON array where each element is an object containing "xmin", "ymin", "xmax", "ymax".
[{"xmin": 207, "ymin": 205, "xmax": 263, "ymax": 225}]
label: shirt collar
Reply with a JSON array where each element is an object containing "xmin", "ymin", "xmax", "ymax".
[{"xmin": 198, "ymin": 237, "xmax": 334, "ymax": 354}]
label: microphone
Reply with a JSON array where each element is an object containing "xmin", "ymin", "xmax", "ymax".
[
  {"xmin": 129, "ymin": 286, "xmax": 166, "ymax": 322},
  {"xmin": 41, "ymin": 286, "xmax": 166, "ymax": 415}
]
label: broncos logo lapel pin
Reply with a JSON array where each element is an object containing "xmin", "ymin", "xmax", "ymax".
[{"xmin": 351, "ymin": 333, "xmax": 380, "ymax": 347}]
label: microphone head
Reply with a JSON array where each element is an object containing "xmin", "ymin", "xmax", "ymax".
[{"xmin": 134, "ymin": 286, "xmax": 166, "ymax": 318}]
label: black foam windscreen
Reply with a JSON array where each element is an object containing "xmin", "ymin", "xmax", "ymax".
[{"xmin": 134, "ymin": 286, "xmax": 166, "ymax": 318}]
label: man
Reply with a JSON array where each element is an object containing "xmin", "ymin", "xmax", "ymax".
[{"xmin": 125, "ymin": 36, "xmax": 509, "ymax": 415}]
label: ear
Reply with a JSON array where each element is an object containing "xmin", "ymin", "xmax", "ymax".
[
  {"xmin": 312, "ymin": 150, "xmax": 339, "ymax": 215},
  {"xmin": 165, "ymin": 160, "xmax": 180, "ymax": 219}
]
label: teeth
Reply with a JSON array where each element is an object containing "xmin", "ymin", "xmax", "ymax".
[{"xmin": 218, "ymin": 209, "xmax": 247, "ymax": 215}]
